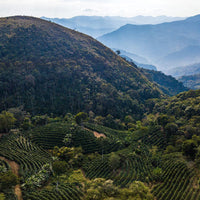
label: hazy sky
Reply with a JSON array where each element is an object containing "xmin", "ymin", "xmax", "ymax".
[{"xmin": 0, "ymin": 0, "xmax": 200, "ymax": 18}]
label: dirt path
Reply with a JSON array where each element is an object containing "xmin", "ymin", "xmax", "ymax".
[
  {"xmin": 0, "ymin": 156, "xmax": 23, "ymax": 200},
  {"xmin": 93, "ymin": 131, "xmax": 106, "ymax": 138},
  {"xmin": 84, "ymin": 127, "xmax": 106, "ymax": 139}
]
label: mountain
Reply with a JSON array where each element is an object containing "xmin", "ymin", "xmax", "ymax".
[
  {"xmin": 129, "ymin": 15, "xmax": 184, "ymax": 24},
  {"xmin": 0, "ymin": 16, "xmax": 163, "ymax": 119},
  {"xmin": 98, "ymin": 14, "xmax": 200, "ymax": 71},
  {"xmin": 159, "ymin": 45, "xmax": 200, "ymax": 69},
  {"xmin": 41, "ymin": 16, "xmax": 125, "ymax": 38},
  {"xmin": 178, "ymin": 74, "xmax": 200, "ymax": 89},
  {"xmin": 42, "ymin": 15, "xmax": 184, "ymax": 38},
  {"xmin": 167, "ymin": 63, "xmax": 200, "ymax": 77}
]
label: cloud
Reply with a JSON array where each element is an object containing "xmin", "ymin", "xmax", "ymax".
[
  {"xmin": 0, "ymin": 0, "xmax": 200, "ymax": 18},
  {"xmin": 83, "ymin": 9, "xmax": 97, "ymax": 13}
]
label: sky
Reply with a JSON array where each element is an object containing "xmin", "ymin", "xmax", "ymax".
[{"xmin": 0, "ymin": 0, "xmax": 200, "ymax": 18}]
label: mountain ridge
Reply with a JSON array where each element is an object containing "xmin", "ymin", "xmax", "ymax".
[
  {"xmin": 42, "ymin": 15, "xmax": 185, "ymax": 38},
  {"xmin": 98, "ymin": 14, "xmax": 200, "ymax": 71}
]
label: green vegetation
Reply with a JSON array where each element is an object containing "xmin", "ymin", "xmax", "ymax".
[
  {"xmin": 0, "ymin": 89, "xmax": 200, "ymax": 199},
  {"xmin": 127, "ymin": 62, "xmax": 188, "ymax": 96},
  {"xmin": 0, "ymin": 134, "xmax": 52, "ymax": 179},
  {"xmin": 0, "ymin": 16, "xmax": 162, "ymax": 120},
  {"xmin": 0, "ymin": 171, "xmax": 18, "ymax": 190},
  {"xmin": 0, "ymin": 15, "xmax": 200, "ymax": 200},
  {"xmin": 0, "ymin": 111, "xmax": 16, "ymax": 133}
]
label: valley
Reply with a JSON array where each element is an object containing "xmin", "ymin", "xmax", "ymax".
[{"xmin": 0, "ymin": 15, "xmax": 200, "ymax": 200}]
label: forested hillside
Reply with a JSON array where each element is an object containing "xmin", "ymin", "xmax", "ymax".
[
  {"xmin": 138, "ymin": 68, "xmax": 188, "ymax": 96},
  {"xmin": 122, "ymin": 58, "xmax": 187, "ymax": 96},
  {"xmin": 0, "ymin": 16, "xmax": 163, "ymax": 119}
]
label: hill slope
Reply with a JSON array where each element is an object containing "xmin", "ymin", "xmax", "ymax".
[
  {"xmin": 0, "ymin": 16, "xmax": 162, "ymax": 118},
  {"xmin": 138, "ymin": 68, "xmax": 188, "ymax": 96},
  {"xmin": 98, "ymin": 14, "xmax": 200, "ymax": 71}
]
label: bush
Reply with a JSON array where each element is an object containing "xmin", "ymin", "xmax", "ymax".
[
  {"xmin": 109, "ymin": 153, "xmax": 121, "ymax": 170},
  {"xmin": 0, "ymin": 111, "xmax": 16, "ymax": 133},
  {"xmin": 75, "ymin": 112, "xmax": 88, "ymax": 124},
  {"xmin": 52, "ymin": 161, "xmax": 68, "ymax": 176},
  {"xmin": 152, "ymin": 167, "xmax": 163, "ymax": 182},
  {"xmin": 0, "ymin": 171, "xmax": 18, "ymax": 191},
  {"xmin": 182, "ymin": 139, "xmax": 197, "ymax": 159}
]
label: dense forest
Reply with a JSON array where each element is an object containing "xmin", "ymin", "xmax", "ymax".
[
  {"xmin": 124, "ymin": 59, "xmax": 187, "ymax": 96},
  {"xmin": 0, "ymin": 16, "xmax": 166, "ymax": 120},
  {"xmin": 0, "ymin": 16, "xmax": 199, "ymax": 200}
]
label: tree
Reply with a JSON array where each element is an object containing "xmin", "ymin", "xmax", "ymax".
[
  {"xmin": 182, "ymin": 139, "xmax": 197, "ymax": 159},
  {"xmin": 75, "ymin": 112, "xmax": 88, "ymax": 124},
  {"xmin": 20, "ymin": 117, "xmax": 33, "ymax": 130},
  {"xmin": 32, "ymin": 115, "xmax": 48, "ymax": 126},
  {"xmin": 152, "ymin": 167, "xmax": 163, "ymax": 182},
  {"xmin": 50, "ymin": 146, "xmax": 83, "ymax": 164},
  {"xmin": 109, "ymin": 152, "xmax": 121, "ymax": 171},
  {"xmin": 86, "ymin": 178, "xmax": 117, "ymax": 200},
  {"xmin": 116, "ymin": 50, "xmax": 121, "ymax": 55},
  {"xmin": 119, "ymin": 181, "xmax": 153, "ymax": 200},
  {"xmin": 52, "ymin": 160, "xmax": 68, "ymax": 190},
  {"xmin": 0, "ymin": 111, "xmax": 16, "ymax": 133},
  {"xmin": 157, "ymin": 115, "xmax": 175, "ymax": 129},
  {"xmin": 63, "ymin": 134, "xmax": 72, "ymax": 146},
  {"xmin": 165, "ymin": 145, "xmax": 176, "ymax": 154},
  {"xmin": 52, "ymin": 161, "xmax": 68, "ymax": 176},
  {"xmin": 0, "ymin": 171, "xmax": 18, "ymax": 191},
  {"xmin": 0, "ymin": 193, "xmax": 5, "ymax": 200},
  {"xmin": 164, "ymin": 122, "xmax": 178, "ymax": 141}
]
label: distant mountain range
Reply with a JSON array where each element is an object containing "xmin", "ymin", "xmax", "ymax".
[
  {"xmin": 167, "ymin": 63, "xmax": 200, "ymax": 77},
  {"xmin": 178, "ymin": 74, "xmax": 200, "ymax": 89},
  {"xmin": 167, "ymin": 63, "xmax": 200, "ymax": 89},
  {"xmin": 41, "ymin": 15, "xmax": 184, "ymax": 38},
  {"xmin": 98, "ymin": 14, "xmax": 200, "ymax": 72},
  {"xmin": 113, "ymin": 49, "xmax": 157, "ymax": 71},
  {"xmin": 112, "ymin": 48, "xmax": 149, "ymax": 64}
]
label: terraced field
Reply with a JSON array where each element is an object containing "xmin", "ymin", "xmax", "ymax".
[
  {"xmin": 28, "ymin": 122, "xmax": 70, "ymax": 149},
  {"xmin": 141, "ymin": 125, "xmax": 167, "ymax": 149},
  {"xmin": 24, "ymin": 183, "xmax": 84, "ymax": 200},
  {"xmin": 84, "ymin": 122, "xmax": 129, "ymax": 141},
  {"xmin": 152, "ymin": 153, "xmax": 200, "ymax": 200},
  {"xmin": 0, "ymin": 159, "xmax": 10, "ymax": 172},
  {"xmin": 83, "ymin": 144, "xmax": 153, "ymax": 187},
  {"xmin": 0, "ymin": 134, "xmax": 52, "ymax": 178},
  {"xmin": 27, "ymin": 122, "xmax": 121, "ymax": 154}
]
